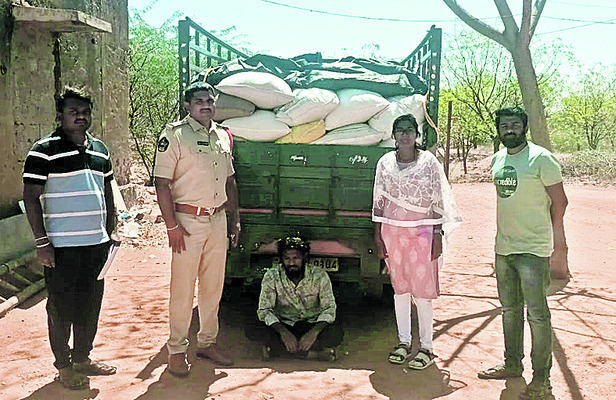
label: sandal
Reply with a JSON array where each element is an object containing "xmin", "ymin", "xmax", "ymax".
[
  {"xmin": 407, "ymin": 348, "xmax": 436, "ymax": 370},
  {"xmin": 477, "ymin": 363, "xmax": 523, "ymax": 379},
  {"xmin": 388, "ymin": 343, "xmax": 410, "ymax": 364},
  {"xmin": 73, "ymin": 358, "xmax": 117, "ymax": 376},
  {"xmin": 55, "ymin": 367, "xmax": 90, "ymax": 390},
  {"xmin": 519, "ymin": 380, "xmax": 552, "ymax": 400}
]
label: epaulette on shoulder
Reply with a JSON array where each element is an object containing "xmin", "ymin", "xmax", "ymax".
[
  {"xmin": 165, "ymin": 120, "xmax": 188, "ymax": 134},
  {"xmin": 169, "ymin": 119, "xmax": 186, "ymax": 128}
]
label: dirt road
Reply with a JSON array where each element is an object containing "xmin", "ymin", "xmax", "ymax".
[{"xmin": 0, "ymin": 182, "xmax": 615, "ymax": 400}]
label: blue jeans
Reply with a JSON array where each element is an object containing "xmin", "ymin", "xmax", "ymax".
[{"xmin": 495, "ymin": 253, "xmax": 552, "ymax": 383}]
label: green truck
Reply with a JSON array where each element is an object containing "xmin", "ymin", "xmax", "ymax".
[{"xmin": 177, "ymin": 18, "xmax": 442, "ymax": 298}]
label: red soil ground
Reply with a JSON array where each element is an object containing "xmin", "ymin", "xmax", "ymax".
[{"xmin": 0, "ymin": 178, "xmax": 614, "ymax": 400}]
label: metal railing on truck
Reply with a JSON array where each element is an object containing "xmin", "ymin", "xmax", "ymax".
[
  {"xmin": 176, "ymin": 18, "xmax": 443, "ymax": 297},
  {"xmin": 400, "ymin": 24, "xmax": 442, "ymax": 139},
  {"xmin": 177, "ymin": 17, "xmax": 442, "ymax": 132},
  {"xmin": 178, "ymin": 17, "xmax": 248, "ymax": 116}
]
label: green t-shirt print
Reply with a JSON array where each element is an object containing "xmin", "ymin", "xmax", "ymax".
[{"xmin": 494, "ymin": 165, "xmax": 518, "ymax": 198}]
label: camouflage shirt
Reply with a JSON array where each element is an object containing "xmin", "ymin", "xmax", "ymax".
[{"xmin": 257, "ymin": 264, "xmax": 336, "ymax": 327}]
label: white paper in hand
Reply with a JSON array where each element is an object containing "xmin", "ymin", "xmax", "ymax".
[{"xmin": 98, "ymin": 240, "xmax": 121, "ymax": 280}]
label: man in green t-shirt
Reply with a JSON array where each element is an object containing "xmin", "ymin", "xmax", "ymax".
[{"xmin": 478, "ymin": 107, "xmax": 568, "ymax": 400}]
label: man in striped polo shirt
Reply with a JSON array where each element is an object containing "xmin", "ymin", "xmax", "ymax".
[{"xmin": 22, "ymin": 88, "xmax": 117, "ymax": 390}]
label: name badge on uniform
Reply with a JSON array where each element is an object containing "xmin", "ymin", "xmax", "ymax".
[{"xmin": 197, "ymin": 140, "xmax": 209, "ymax": 146}]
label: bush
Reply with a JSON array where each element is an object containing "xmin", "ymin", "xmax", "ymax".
[
  {"xmin": 551, "ymin": 130, "xmax": 585, "ymax": 153},
  {"xmin": 560, "ymin": 150, "xmax": 616, "ymax": 181}
]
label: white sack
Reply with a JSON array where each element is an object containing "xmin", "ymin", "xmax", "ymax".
[
  {"xmin": 275, "ymin": 88, "xmax": 339, "ymax": 126},
  {"xmin": 223, "ymin": 110, "xmax": 290, "ymax": 142},
  {"xmin": 324, "ymin": 89, "xmax": 389, "ymax": 130},
  {"xmin": 213, "ymin": 93, "xmax": 255, "ymax": 121},
  {"xmin": 379, "ymin": 138, "xmax": 396, "ymax": 148},
  {"xmin": 369, "ymin": 94, "xmax": 426, "ymax": 140},
  {"xmin": 216, "ymin": 71, "xmax": 294, "ymax": 109},
  {"xmin": 311, "ymin": 123, "xmax": 382, "ymax": 145}
]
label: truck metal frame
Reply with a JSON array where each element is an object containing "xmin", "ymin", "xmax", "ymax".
[{"xmin": 177, "ymin": 17, "xmax": 442, "ymax": 297}]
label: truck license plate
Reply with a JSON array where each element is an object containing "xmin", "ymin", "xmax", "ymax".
[{"xmin": 309, "ymin": 257, "xmax": 339, "ymax": 272}]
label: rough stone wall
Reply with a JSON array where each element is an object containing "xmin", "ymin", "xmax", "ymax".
[
  {"xmin": 0, "ymin": 0, "xmax": 129, "ymax": 219},
  {"xmin": 100, "ymin": 0, "xmax": 131, "ymax": 184}
]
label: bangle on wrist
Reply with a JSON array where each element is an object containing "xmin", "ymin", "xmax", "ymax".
[
  {"xmin": 36, "ymin": 242, "xmax": 51, "ymax": 248},
  {"xmin": 167, "ymin": 224, "xmax": 179, "ymax": 231},
  {"xmin": 35, "ymin": 236, "xmax": 49, "ymax": 243}
]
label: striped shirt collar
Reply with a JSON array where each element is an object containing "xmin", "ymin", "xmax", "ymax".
[{"xmin": 51, "ymin": 127, "xmax": 95, "ymax": 150}]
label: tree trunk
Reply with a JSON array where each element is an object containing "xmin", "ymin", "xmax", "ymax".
[
  {"xmin": 492, "ymin": 135, "xmax": 500, "ymax": 153},
  {"xmin": 510, "ymin": 45, "xmax": 552, "ymax": 150},
  {"xmin": 462, "ymin": 139, "xmax": 468, "ymax": 174}
]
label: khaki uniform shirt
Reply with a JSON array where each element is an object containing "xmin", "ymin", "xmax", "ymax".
[{"xmin": 154, "ymin": 116, "xmax": 234, "ymax": 208}]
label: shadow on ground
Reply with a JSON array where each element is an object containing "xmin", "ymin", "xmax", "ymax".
[
  {"xmin": 133, "ymin": 291, "xmax": 469, "ymax": 400},
  {"xmin": 18, "ymin": 282, "xmax": 597, "ymax": 400}
]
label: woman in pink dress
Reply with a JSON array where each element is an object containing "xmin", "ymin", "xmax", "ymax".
[{"xmin": 372, "ymin": 114, "xmax": 461, "ymax": 369}]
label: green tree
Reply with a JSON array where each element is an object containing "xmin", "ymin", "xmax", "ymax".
[
  {"xmin": 440, "ymin": 28, "xmax": 572, "ymax": 162},
  {"xmin": 441, "ymin": 29, "xmax": 521, "ymax": 155},
  {"xmin": 128, "ymin": 9, "xmax": 180, "ymax": 184},
  {"xmin": 128, "ymin": 8, "xmax": 252, "ymax": 184},
  {"xmin": 552, "ymin": 66, "xmax": 616, "ymax": 150},
  {"xmin": 442, "ymin": 0, "xmax": 553, "ymax": 150},
  {"xmin": 440, "ymin": 91, "xmax": 491, "ymax": 174}
]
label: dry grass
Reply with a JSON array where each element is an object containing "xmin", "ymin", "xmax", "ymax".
[
  {"xmin": 446, "ymin": 146, "xmax": 616, "ymax": 186},
  {"xmin": 559, "ymin": 150, "xmax": 616, "ymax": 185}
]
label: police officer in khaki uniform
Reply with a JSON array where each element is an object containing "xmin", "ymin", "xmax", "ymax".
[{"xmin": 154, "ymin": 82, "xmax": 240, "ymax": 376}]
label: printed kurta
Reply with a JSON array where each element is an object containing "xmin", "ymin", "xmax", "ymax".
[{"xmin": 372, "ymin": 150, "xmax": 461, "ymax": 297}]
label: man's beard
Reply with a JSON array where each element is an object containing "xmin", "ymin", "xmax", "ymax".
[
  {"xmin": 501, "ymin": 134, "xmax": 526, "ymax": 149},
  {"xmin": 285, "ymin": 265, "xmax": 305, "ymax": 281}
]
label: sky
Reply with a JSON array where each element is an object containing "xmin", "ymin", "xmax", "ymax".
[{"xmin": 128, "ymin": 0, "xmax": 616, "ymax": 73}]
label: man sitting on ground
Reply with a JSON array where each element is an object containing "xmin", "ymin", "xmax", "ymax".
[{"xmin": 256, "ymin": 235, "xmax": 343, "ymax": 360}]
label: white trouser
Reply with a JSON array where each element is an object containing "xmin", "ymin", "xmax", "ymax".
[
  {"xmin": 394, "ymin": 293, "xmax": 433, "ymax": 351},
  {"xmin": 167, "ymin": 211, "xmax": 227, "ymax": 354}
]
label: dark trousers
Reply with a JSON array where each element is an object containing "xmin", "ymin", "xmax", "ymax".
[
  {"xmin": 249, "ymin": 320, "xmax": 344, "ymax": 356},
  {"xmin": 44, "ymin": 243, "xmax": 108, "ymax": 370}
]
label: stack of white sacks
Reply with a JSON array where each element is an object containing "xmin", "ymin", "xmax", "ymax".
[{"xmin": 212, "ymin": 71, "xmax": 426, "ymax": 146}]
